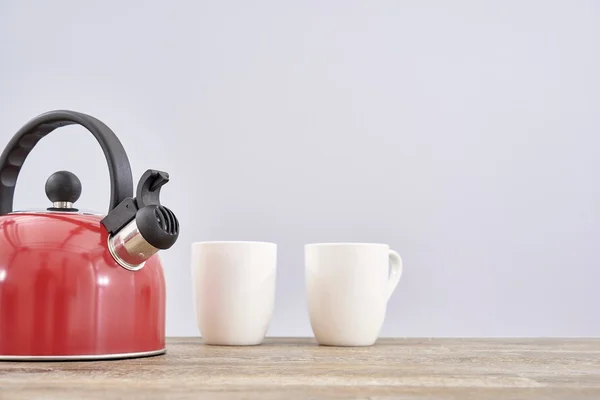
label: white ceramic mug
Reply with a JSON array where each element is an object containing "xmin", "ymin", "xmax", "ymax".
[
  {"xmin": 191, "ymin": 241, "xmax": 277, "ymax": 345},
  {"xmin": 305, "ymin": 243, "xmax": 403, "ymax": 346}
]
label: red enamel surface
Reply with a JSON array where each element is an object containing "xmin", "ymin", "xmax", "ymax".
[{"xmin": 0, "ymin": 212, "xmax": 165, "ymax": 356}]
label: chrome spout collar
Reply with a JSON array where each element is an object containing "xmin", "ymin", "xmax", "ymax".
[{"xmin": 107, "ymin": 219, "xmax": 158, "ymax": 271}]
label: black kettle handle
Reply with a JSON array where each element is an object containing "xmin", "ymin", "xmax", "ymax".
[{"xmin": 0, "ymin": 110, "xmax": 134, "ymax": 215}]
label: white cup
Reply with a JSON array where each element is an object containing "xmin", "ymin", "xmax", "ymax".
[
  {"xmin": 191, "ymin": 241, "xmax": 277, "ymax": 345},
  {"xmin": 305, "ymin": 243, "xmax": 403, "ymax": 346}
]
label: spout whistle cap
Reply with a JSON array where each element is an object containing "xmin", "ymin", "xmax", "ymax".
[{"xmin": 136, "ymin": 204, "xmax": 179, "ymax": 250}]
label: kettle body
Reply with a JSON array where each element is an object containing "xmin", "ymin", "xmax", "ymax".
[
  {"xmin": 0, "ymin": 110, "xmax": 179, "ymax": 360},
  {"xmin": 0, "ymin": 213, "xmax": 166, "ymax": 359}
]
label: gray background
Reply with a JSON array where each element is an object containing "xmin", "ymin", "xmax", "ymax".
[{"xmin": 1, "ymin": 0, "xmax": 598, "ymax": 337}]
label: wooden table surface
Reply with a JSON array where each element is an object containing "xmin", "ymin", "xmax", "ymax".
[{"xmin": 1, "ymin": 337, "xmax": 599, "ymax": 399}]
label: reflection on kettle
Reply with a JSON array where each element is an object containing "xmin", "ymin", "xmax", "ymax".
[{"xmin": 0, "ymin": 110, "xmax": 179, "ymax": 360}]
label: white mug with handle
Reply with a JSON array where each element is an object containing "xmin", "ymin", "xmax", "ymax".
[{"xmin": 305, "ymin": 243, "xmax": 403, "ymax": 346}]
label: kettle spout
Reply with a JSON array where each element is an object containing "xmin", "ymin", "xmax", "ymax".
[
  {"xmin": 102, "ymin": 169, "xmax": 180, "ymax": 271},
  {"xmin": 108, "ymin": 205, "xmax": 179, "ymax": 270}
]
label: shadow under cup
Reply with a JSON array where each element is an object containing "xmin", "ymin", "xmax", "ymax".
[{"xmin": 191, "ymin": 241, "xmax": 277, "ymax": 346}]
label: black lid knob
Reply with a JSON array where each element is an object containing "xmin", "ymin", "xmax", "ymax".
[{"xmin": 45, "ymin": 171, "xmax": 81, "ymax": 210}]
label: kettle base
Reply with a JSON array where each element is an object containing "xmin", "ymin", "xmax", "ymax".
[{"xmin": 0, "ymin": 348, "xmax": 166, "ymax": 361}]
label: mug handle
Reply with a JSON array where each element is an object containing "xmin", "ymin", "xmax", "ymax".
[{"xmin": 387, "ymin": 250, "xmax": 403, "ymax": 301}]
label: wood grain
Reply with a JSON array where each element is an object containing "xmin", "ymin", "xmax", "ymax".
[{"xmin": 0, "ymin": 337, "xmax": 599, "ymax": 399}]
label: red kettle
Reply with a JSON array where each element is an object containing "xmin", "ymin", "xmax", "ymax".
[{"xmin": 0, "ymin": 110, "xmax": 179, "ymax": 360}]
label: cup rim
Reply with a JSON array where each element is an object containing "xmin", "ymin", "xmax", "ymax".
[
  {"xmin": 305, "ymin": 242, "xmax": 389, "ymax": 248},
  {"xmin": 192, "ymin": 240, "xmax": 276, "ymax": 246}
]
